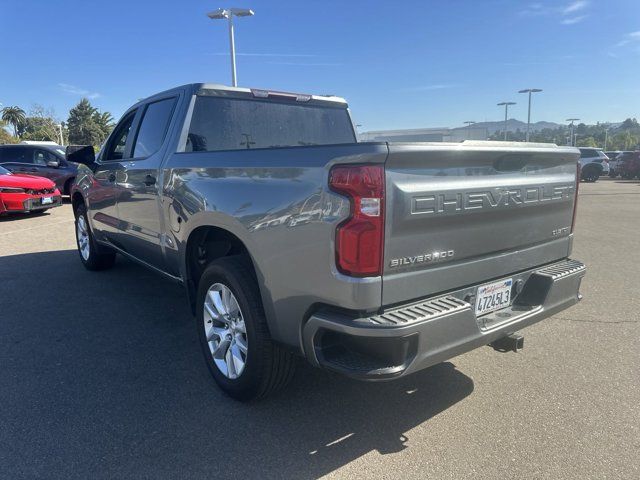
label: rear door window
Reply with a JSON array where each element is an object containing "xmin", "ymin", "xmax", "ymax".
[
  {"xmin": 186, "ymin": 96, "xmax": 355, "ymax": 152},
  {"xmin": 133, "ymin": 97, "xmax": 177, "ymax": 158},
  {"xmin": 0, "ymin": 146, "xmax": 32, "ymax": 163}
]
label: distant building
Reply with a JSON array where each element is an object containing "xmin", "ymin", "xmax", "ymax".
[{"xmin": 359, "ymin": 126, "xmax": 488, "ymax": 143}]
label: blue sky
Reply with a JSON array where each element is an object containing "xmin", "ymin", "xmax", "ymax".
[{"xmin": 1, "ymin": 0, "xmax": 639, "ymax": 130}]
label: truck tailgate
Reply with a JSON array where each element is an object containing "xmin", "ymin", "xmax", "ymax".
[{"xmin": 382, "ymin": 142, "xmax": 579, "ymax": 306}]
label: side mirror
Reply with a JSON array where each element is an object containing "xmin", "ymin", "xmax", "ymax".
[
  {"xmin": 66, "ymin": 145, "xmax": 96, "ymax": 166},
  {"xmin": 46, "ymin": 160, "xmax": 60, "ymax": 168}
]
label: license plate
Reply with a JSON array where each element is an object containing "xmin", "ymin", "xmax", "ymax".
[
  {"xmin": 475, "ymin": 278, "xmax": 513, "ymax": 316},
  {"xmin": 41, "ymin": 197, "xmax": 53, "ymax": 205}
]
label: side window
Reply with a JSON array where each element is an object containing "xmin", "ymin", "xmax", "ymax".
[
  {"xmin": 133, "ymin": 97, "xmax": 177, "ymax": 158},
  {"xmin": 33, "ymin": 149, "xmax": 55, "ymax": 166},
  {"xmin": 104, "ymin": 111, "xmax": 136, "ymax": 161},
  {"xmin": 0, "ymin": 147, "xmax": 32, "ymax": 163}
]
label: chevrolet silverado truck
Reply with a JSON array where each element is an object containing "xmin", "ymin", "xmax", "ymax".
[{"xmin": 69, "ymin": 83, "xmax": 586, "ymax": 401}]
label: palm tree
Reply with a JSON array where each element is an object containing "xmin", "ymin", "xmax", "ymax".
[
  {"xmin": 93, "ymin": 110, "xmax": 114, "ymax": 138},
  {"xmin": 1, "ymin": 106, "xmax": 26, "ymax": 137}
]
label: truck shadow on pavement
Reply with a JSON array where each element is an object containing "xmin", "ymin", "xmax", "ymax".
[
  {"xmin": 0, "ymin": 210, "xmax": 55, "ymax": 222},
  {"xmin": 0, "ymin": 250, "xmax": 474, "ymax": 480}
]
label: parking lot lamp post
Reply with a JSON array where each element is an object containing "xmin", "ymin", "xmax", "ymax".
[
  {"xmin": 56, "ymin": 124, "xmax": 64, "ymax": 146},
  {"xmin": 518, "ymin": 88, "xmax": 542, "ymax": 142},
  {"xmin": 207, "ymin": 8, "xmax": 255, "ymax": 87},
  {"xmin": 604, "ymin": 128, "xmax": 608, "ymax": 151},
  {"xmin": 463, "ymin": 121, "xmax": 476, "ymax": 139},
  {"xmin": 497, "ymin": 102, "xmax": 516, "ymax": 141},
  {"xmin": 566, "ymin": 118, "xmax": 579, "ymax": 146}
]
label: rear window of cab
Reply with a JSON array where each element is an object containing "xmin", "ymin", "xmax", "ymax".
[{"xmin": 186, "ymin": 96, "xmax": 355, "ymax": 152}]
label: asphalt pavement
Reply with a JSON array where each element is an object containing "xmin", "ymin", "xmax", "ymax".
[{"xmin": 0, "ymin": 178, "xmax": 638, "ymax": 479}]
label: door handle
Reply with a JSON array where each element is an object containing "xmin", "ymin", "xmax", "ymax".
[
  {"xmin": 108, "ymin": 173, "xmax": 116, "ymax": 182},
  {"xmin": 143, "ymin": 175, "xmax": 156, "ymax": 186}
]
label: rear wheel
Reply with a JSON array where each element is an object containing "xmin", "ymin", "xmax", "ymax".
[
  {"xmin": 196, "ymin": 256, "xmax": 295, "ymax": 401},
  {"xmin": 581, "ymin": 167, "xmax": 599, "ymax": 183},
  {"xmin": 74, "ymin": 204, "xmax": 116, "ymax": 270}
]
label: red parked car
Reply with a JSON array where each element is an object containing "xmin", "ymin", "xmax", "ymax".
[{"xmin": 0, "ymin": 165, "xmax": 62, "ymax": 215}]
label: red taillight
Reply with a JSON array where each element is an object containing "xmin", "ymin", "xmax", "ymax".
[
  {"xmin": 329, "ymin": 165, "xmax": 385, "ymax": 277},
  {"xmin": 571, "ymin": 161, "xmax": 580, "ymax": 232}
]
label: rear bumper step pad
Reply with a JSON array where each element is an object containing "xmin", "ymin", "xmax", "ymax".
[{"xmin": 303, "ymin": 259, "xmax": 586, "ymax": 380}]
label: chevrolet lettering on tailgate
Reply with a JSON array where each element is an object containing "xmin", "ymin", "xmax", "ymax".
[{"xmin": 412, "ymin": 184, "xmax": 575, "ymax": 215}]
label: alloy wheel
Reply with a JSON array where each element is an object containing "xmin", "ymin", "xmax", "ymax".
[
  {"xmin": 76, "ymin": 215, "xmax": 90, "ymax": 261},
  {"xmin": 203, "ymin": 283, "xmax": 248, "ymax": 379}
]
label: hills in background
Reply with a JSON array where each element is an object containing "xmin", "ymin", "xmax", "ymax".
[{"xmin": 454, "ymin": 119, "xmax": 626, "ymax": 134}]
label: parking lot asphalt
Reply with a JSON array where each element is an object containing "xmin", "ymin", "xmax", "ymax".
[{"xmin": 1, "ymin": 178, "xmax": 639, "ymax": 480}]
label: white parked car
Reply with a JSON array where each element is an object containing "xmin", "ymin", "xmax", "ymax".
[{"xmin": 579, "ymin": 148, "xmax": 609, "ymax": 182}]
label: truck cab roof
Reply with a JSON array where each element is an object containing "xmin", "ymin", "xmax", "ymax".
[{"xmin": 133, "ymin": 83, "xmax": 347, "ymax": 110}]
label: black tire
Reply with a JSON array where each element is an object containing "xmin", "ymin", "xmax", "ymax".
[
  {"xmin": 581, "ymin": 167, "xmax": 599, "ymax": 183},
  {"xmin": 73, "ymin": 203, "xmax": 116, "ymax": 271},
  {"xmin": 196, "ymin": 256, "xmax": 295, "ymax": 401},
  {"xmin": 64, "ymin": 178, "xmax": 75, "ymax": 196}
]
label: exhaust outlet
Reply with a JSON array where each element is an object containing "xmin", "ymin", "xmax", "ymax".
[{"xmin": 490, "ymin": 333, "xmax": 524, "ymax": 353}]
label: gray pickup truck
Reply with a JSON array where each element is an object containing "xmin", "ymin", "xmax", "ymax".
[{"xmin": 69, "ymin": 83, "xmax": 586, "ymax": 401}]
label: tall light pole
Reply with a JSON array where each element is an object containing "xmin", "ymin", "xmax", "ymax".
[
  {"xmin": 566, "ymin": 118, "xmax": 579, "ymax": 146},
  {"xmin": 207, "ymin": 7, "xmax": 255, "ymax": 87},
  {"xmin": 497, "ymin": 102, "xmax": 516, "ymax": 141},
  {"xmin": 604, "ymin": 128, "xmax": 609, "ymax": 151},
  {"xmin": 518, "ymin": 88, "xmax": 542, "ymax": 142},
  {"xmin": 55, "ymin": 123, "xmax": 64, "ymax": 146},
  {"xmin": 463, "ymin": 121, "xmax": 476, "ymax": 139}
]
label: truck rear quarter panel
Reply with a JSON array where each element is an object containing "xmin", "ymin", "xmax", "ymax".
[{"xmin": 161, "ymin": 143, "xmax": 389, "ymax": 349}]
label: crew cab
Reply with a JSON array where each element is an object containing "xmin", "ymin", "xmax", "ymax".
[{"xmin": 69, "ymin": 83, "xmax": 586, "ymax": 401}]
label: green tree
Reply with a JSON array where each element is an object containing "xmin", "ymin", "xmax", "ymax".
[
  {"xmin": 67, "ymin": 98, "xmax": 105, "ymax": 146},
  {"xmin": 1, "ymin": 122, "xmax": 17, "ymax": 144},
  {"xmin": 576, "ymin": 136, "xmax": 598, "ymax": 147},
  {"xmin": 16, "ymin": 105, "xmax": 62, "ymax": 142},
  {"xmin": 620, "ymin": 118, "xmax": 639, "ymax": 130},
  {"xmin": 1, "ymin": 106, "xmax": 26, "ymax": 137},
  {"xmin": 93, "ymin": 110, "xmax": 114, "ymax": 140},
  {"xmin": 611, "ymin": 131, "xmax": 639, "ymax": 150}
]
